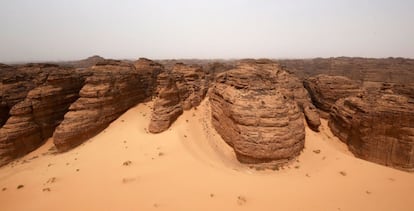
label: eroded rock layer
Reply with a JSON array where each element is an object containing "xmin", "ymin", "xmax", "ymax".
[
  {"xmin": 209, "ymin": 60, "xmax": 305, "ymax": 165},
  {"xmin": 329, "ymin": 94, "xmax": 414, "ymax": 171},
  {"xmin": 0, "ymin": 64, "xmax": 87, "ymax": 166},
  {"xmin": 148, "ymin": 63, "xmax": 208, "ymax": 133},
  {"xmin": 53, "ymin": 60, "xmax": 162, "ymax": 151},
  {"xmin": 304, "ymin": 74, "xmax": 362, "ymax": 118},
  {"xmin": 148, "ymin": 73, "xmax": 183, "ymax": 133}
]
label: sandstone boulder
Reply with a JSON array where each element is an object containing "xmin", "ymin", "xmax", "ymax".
[
  {"xmin": 329, "ymin": 94, "xmax": 414, "ymax": 171},
  {"xmin": 209, "ymin": 60, "xmax": 305, "ymax": 165}
]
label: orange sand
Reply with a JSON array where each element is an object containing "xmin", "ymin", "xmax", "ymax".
[{"xmin": 1, "ymin": 99, "xmax": 413, "ymax": 211}]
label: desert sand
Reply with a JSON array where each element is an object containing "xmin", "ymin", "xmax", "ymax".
[{"xmin": 1, "ymin": 99, "xmax": 413, "ymax": 211}]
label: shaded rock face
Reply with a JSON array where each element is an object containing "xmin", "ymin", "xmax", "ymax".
[
  {"xmin": 170, "ymin": 63, "xmax": 209, "ymax": 110},
  {"xmin": 329, "ymin": 94, "xmax": 414, "ymax": 171},
  {"xmin": 209, "ymin": 60, "xmax": 305, "ymax": 165},
  {"xmin": 148, "ymin": 63, "xmax": 208, "ymax": 133},
  {"xmin": 53, "ymin": 59, "xmax": 162, "ymax": 151},
  {"xmin": 134, "ymin": 58, "xmax": 164, "ymax": 98},
  {"xmin": 0, "ymin": 64, "xmax": 48, "ymax": 127},
  {"xmin": 148, "ymin": 73, "xmax": 183, "ymax": 133},
  {"xmin": 304, "ymin": 74, "xmax": 362, "ymax": 118},
  {"xmin": 0, "ymin": 64, "xmax": 87, "ymax": 166}
]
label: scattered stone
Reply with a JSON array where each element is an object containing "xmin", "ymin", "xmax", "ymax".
[
  {"xmin": 76, "ymin": 169, "xmax": 80, "ymax": 172},
  {"xmin": 17, "ymin": 185, "xmax": 24, "ymax": 189},
  {"xmin": 294, "ymin": 165, "xmax": 300, "ymax": 169},
  {"xmin": 366, "ymin": 191, "xmax": 371, "ymax": 195},
  {"xmin": 313, "ymin": 149, "xmax": 321, "ymax": 154},
  {"xmin": 158, "ymin": 152, "xmax": 164, "ymax": 156},
  {"xmin": 42, "ymin": 188, "xmax": 51, "ymax": 192},
  {"xmin": 210, "ymin": 193, "xmax": 215, "ymax": 198},
  {"xmin": 306, "ymin": 174, "xmax": 310, "ymax": 177},
  {"xmin": 123, "ymin": 161, "xmax": 132, "ymax": 166},
  {"xmin": 2, "ymin": 187, "xmax": 6, "ymax": 191},
  {"xmin": 339, "ymin": 171, "xmax": 347, "ymax": 176}
]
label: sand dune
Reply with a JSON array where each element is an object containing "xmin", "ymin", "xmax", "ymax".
[{"xmin": 1, "ymin": 99, "xmax": 413, "ymax": 211}]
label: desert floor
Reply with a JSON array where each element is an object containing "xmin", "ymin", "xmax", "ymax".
[{"xmin": 1, "ymin": 99, "xmax": 414, "ymax": 211}]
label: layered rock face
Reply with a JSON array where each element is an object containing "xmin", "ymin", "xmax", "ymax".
[
  {"xmin": 53, "ymin": 60, "xmax": 162, "ymax": 151},
  {"xmin": 134, "ymin": 58, "xmax": 164, "ymax": 98},
  {"xmin": 0, "ymin": 64, "xmax": 86, "ymax": 166},
  {"xmin": 279, "ymin": 57, "xmax": 414, "ymax": 84},
  {"xmin": 0, "ymin": 64, "xmax": 45, "ymax": 127},
  {"xmin": 209, "ymin": 60, "xmax": 305, "ymax": 165},
  {"xmin": 329, "ymin": 94, "xmax": 414, "ymax": 171},
  {"xmin": 148, "ymin": 63, "xmax": 208, "ymax": 133},
  {"xmin": 148, "ymin": 73, "xmax": 183, "ymax": 133},
  {"xmin": 304, "ymin": 74, "xmax": 362, "ymax": 118}
]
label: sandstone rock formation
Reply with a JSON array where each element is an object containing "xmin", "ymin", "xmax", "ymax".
[
  {"xmin": 148, "ymin": 63, "xmax": 208, "ymax": 133},
  {"xmin": 53, "ymin": 59, "xmax": 162, "ymax": 151},
  {"xmin": 303, "ymin": 104, "xmax": 321, "ymax": 132},
  {"xmin": 279, "ymin": 57, "xmax": 414, "ymax": 84},
  {"xmin": 148, "ymin": 73, "xmax": 183, "ymax": 133},
  {"xmin": 0, "ymin": 64, "xmax": 87, "ymax": 166},
  {"xmin": 304, "ymin": 74, "xmax": 362, "ymax": 118},
  {"xmin": 209, "ymin": 60, "xmax": 305, "ymax": 165},
  {"xmin": 329, "ymin": 94, "xmax": 414, "ymax": 171},
  {"xmin": 133, "ymin": 58, "xmax": 164, "ymax": 98}
]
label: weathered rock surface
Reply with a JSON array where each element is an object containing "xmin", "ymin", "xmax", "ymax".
[
  {"xmin": 133, "ymin": 58, "xmax": 164, "ymax": 98},
  {"xmin": 53, "ymin": 59, "xmax": 162, "ymax": 151},
  {"xmin": 329, "ymin": 94, "xmax": 414, "ymax": 171},
  {"xmin": 170, "ymin": 63, "xmax": 209, "ymax": 110},
  {"xmin": 148, "ymin": 73, "xmax": 183, "ymax": 133},
  {"xmin": 0, "ymin": 64, "xmax": 46, "ymax": 127},
  {"xmin": 279, "ymin": 57, "xmax": 414, "ymax": 84},
  {"xmin": 0, "ymin": 64, "xmax": 87, "ymax": 166},
  {"xmin": 304, "ymin": 74, "xmax": 362, "ymax": 118},
  {"xmin": 148, "ymin": 63, "xmax": 208, "ymax": 133},
  {"xmin": 303, "ymin": 104, "xmax": 321, "ymax": 131},
  {"xmin": 209, "ymin": 60, "xmax": 305, "ymax": 165}
]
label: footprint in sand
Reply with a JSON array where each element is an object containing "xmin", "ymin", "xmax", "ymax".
[
  {"xmin": 237, "ymin": 195, "xmax": 247, "ymax": 205},
  {"xmin": 122, "ymin": 177, "xmax": 138, "ymax": 184}
]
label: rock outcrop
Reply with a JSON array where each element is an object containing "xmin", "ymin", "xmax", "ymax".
[
  {"xmin": 304, "ymin": 74, "xmax": 362, "ymax": 118},
  {"xmin": 209, "ymin": 60, "xmax": 305, "ymax": 165},
  {"xmin": 329, "ymin": 94, "xmax": 414, "ymax": 171},
  {"xmin": 53, "ymin": 59, "xmax": 162, "ymax": 151},
  {"xmin": 148, "ymin": 73, "xmax": 183, "ymax": 133},
  {"xmin": 0, "ymin": 64, "xmax": 87, "ymax": 166},
  {"xmin": 148, "ymin": 63, "xmax": 208, "ymax": 133},
  {"xmin": 133, "ymin": 58, "xmax": 164, "ymax": 98}
]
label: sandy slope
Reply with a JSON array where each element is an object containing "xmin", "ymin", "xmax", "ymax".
[{"xmin": 1, "ymin": 99, "xmax": 414, "ymax": 211}]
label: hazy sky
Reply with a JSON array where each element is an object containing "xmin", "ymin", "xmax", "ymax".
[{"xmin": 1, "ymin": 0, "xmax": 413, "ymax": 62}]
